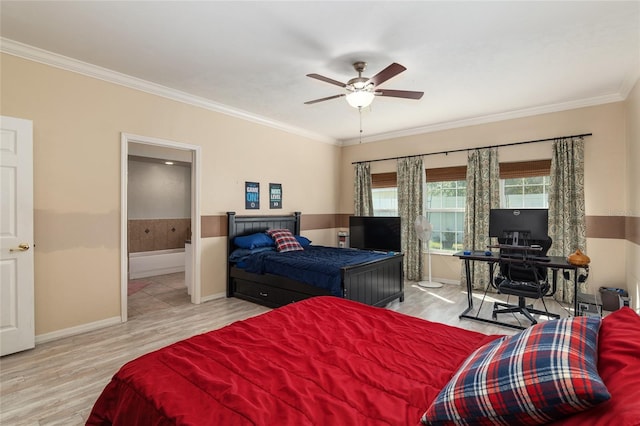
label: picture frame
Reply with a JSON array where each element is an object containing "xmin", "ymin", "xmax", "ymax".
[
  {"xmin": 269, "ymin": 183, "xmax": 282, "ymax": 209},
  {"xmin": 245, "ymin": 181, "xmax": 260, "ymax": 209}
]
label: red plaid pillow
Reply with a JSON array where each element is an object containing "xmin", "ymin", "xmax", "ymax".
[
  {"xmin": 266, "ymin": 228, "xmax": 303, "ymax": 253},
  {"xmin": 422, "ymin": 316, "xmax": 609, "ymax": 425}
]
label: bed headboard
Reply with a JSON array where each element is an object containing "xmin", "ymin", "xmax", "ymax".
[
  {"xmin": 227, "ymin": 211, "xmax": 301, "ymax": 241},
  {"xmin": 226, "ymin": 211, "xmax": 301, "ymax": 297}
]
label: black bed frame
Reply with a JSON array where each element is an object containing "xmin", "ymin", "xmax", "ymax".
[{"xmin": 227, "ymin": 212, "xmax": 404, "ymax": 309}]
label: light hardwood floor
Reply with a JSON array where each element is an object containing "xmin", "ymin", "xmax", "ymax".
[{"xmin": 0, "ymin": 278, "xmax": 571, "ymax": 425}]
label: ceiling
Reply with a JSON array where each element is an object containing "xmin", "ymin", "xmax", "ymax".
[{"xmin": 1, "ymin": 1, "xmax": 639, "ymax": 145}]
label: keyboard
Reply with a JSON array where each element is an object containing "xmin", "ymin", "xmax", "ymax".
[{"xmin": 500, "ymin": 254, "xmax": 550, "ymax": 262}]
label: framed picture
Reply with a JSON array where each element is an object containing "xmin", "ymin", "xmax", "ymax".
[
  {"xmin": 245, "ymin": 181, "xmax": 260, "ymax": 209},
  {"xmin": 269, "ymin": 183, "xmax": 282, "ymax": 209}
]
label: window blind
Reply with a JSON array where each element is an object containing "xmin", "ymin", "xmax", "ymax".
[
  {"xmin": 371, "ymin": 160, "xmax": 550, "ymax": 187},
  {"xmin": 499, "ymin": 160, "xmax": 551, "ymax": 179},
  {"xmin": 371, "ymin": 172, "xmax": 397, "ymax": 188}
]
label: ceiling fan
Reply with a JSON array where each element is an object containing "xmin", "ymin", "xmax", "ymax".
[{"xmin": 305, "ymin": 61, "xmax": 424, "ymax": 108}]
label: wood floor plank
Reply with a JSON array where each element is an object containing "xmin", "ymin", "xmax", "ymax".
[{"xmin": 0, "ymin": 276, "xmax": 571, "ymax": 425}]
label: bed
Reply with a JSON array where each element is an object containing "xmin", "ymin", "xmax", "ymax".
[
  {"xmin": 226, "ymin": 212, "xmax": 404, "ymax": 308},
  {"xmin": 88, "ymin": 297, "xmax": 640, "ymax": 425}
]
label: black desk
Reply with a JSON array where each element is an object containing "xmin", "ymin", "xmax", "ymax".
[{"xmin": 454, "ymin": 251, "xmax": 585, "ymax": 330}]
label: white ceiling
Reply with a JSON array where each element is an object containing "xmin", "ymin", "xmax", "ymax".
[{"xmin": 1, "ymin": 1, "xmax": 639, "ymax": 145}]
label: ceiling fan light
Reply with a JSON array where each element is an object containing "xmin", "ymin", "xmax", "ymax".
[
  {"xmin": 353, "ymin": 81, "xmax": 366, "ymax": 90},
  {"xmin": 346, "ymin": 90, "xmax": 375, "ymax": 108}
]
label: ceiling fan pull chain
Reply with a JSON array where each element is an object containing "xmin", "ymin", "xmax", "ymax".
[{"xmin": 359, "ymin": 107, "xmax": 363, "ymax": 143}]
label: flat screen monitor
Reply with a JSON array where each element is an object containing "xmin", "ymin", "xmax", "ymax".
[
  {"xmin": 489, "ymin": 208, "xmax": 549, "ymax": 243},
  {"xmin": 349, "ymin": 216, "xmax": 401, "ymax": 252}
]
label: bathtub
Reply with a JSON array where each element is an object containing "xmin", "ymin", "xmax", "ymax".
[{"xmin": 129, "ymin": 248, "xmax": 185, "ymax": 279}]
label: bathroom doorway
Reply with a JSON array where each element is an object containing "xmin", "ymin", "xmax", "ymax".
[{"xmin": 120, "ymin": 133, "xmax": 201, "ymax": 322}]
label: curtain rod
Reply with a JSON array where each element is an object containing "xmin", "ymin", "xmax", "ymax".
[{"xmin": 351, "ymin": 133, "xmax": 592, "ymax": 165}]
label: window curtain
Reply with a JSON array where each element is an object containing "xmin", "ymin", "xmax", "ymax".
[
  {"xmin": 353, "ymin": 162, "xmax": 373, "ymax": 216},
  {"xmin": 462, "ymin": 147, "xmax": 500, "ymax": 290},
  {"xmin": 548, "ymin": 136, "xmax": 587, "ymax": 303},
  {"xmin": 397, "ymin": 157, "xmax": 424, "ymax": 281}
]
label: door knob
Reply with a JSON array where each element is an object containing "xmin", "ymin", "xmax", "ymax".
[{"xmin": 10, "ymin": 243, "xmax": 30, "ymax": 252}]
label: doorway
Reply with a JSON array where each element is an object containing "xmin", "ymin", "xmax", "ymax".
[{"xmin": 120, "ymin": 133, "xmax": 201, "ymax": 323}]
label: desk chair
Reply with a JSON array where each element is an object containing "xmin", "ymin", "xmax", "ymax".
[{"xmin": 492, "ymin": 237, "xmax": 560, "ymax": 326}]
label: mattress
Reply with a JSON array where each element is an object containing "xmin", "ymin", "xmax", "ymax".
[{"xmin": 242, "ymin": 246, "xmax": 396, "ymax": 296}]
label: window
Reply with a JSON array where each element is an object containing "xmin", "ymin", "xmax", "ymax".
[
  {"xmin": 372, "ymin": 179, "xmax": 466, "ymax": 253},
  {"xmin": 424, "ymin": 165, "xmax": 467, "ymax": 253},
  {"xmin": 371, "ymin": 172, "xmax": 399, "ymax": 216},
  {"xmin": 425, "ymin": 180, "xmax": 466, "ymax": 252},
  {"xmin": 372, "ymin": 187, "xmax": 398, "ymax": 216},
  {"xmin": 499, "ymin": 159, "xmax": 551, "ymax": 208},
  {"xmin": 370, "ymin": 159, "xmax": 551, "ymax": 253},
  {"xmin": 500, "ymin": 176, "xmax": 550, "ymax": 208}
]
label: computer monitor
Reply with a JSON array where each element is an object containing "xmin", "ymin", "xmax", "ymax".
[{"xmin": 489, "ymin": 208, "xmax": 549, "ymax": 245}]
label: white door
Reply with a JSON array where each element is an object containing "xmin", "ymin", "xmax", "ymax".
[{"xmin": 0, "ymin": 116, "xmax": 34, "ymax": 356}]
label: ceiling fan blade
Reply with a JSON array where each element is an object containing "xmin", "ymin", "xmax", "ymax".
[
  {"xmin": 368, "ymin": 63, "xmax": 407, "ymax": 87},
  {"xmin": 376, "ymin": 89, "xmax": 424, "ymax": 100},
  {"xmin": 306, "ymin": 73, "xmax": 347, "ymax": 88},
  {"xmin": 304, "ymin": 94, "xmax": 346, "ymax": 105}
]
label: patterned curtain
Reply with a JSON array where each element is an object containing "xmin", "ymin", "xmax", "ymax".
[
  {"xmin": 353, "ymin": 162, "xmax": 373, "ymax": 216},
  {"xmin": 462, "ymin": 148, "xmax": 500, "ymax": 290},
  {"xmin": 397, "ymin": 157, "xmax": 424, "ymax": 281},
  {"xmin": 548, "ymin": 136, "xmax": 587, "ymax": 303}
]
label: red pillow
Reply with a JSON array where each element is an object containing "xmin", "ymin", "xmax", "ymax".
[
  {"xmin": 550, "ymin": 307, "xmax": 640, "ymax": 425},
  {"xmin": 266, "ymin": 228, "xmax": 303, "ymax": 253}
]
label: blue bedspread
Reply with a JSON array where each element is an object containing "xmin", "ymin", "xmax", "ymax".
[{"xmin": 240, "ymin": 246, "xmax": 394, "ymax": 297}]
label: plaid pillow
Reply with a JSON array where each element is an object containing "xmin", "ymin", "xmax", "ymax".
[
  {"xmin": 266, "ymin": 228, "xmax": 304, "ymax": 253},
  {"xmin": 421, "ymin": 316, "xmax": 609, "ymax": 425}
]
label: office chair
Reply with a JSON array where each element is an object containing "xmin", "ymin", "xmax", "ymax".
[{"xmin": 492, "ymin": 236, "xmax": 560, "ymax": 326}]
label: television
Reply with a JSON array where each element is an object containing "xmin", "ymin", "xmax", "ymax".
[
  {"xmin": 349, "ymin": 216, "xmax": 402, "ymax": 253},
  {"xmin": 489, "ymin": 208, "xmax": 549, "ymax": 244}
]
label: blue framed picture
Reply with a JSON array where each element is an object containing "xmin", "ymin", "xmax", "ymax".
[{"xmin": 245, "ymin": 181, "xmax": 259, "ymax": 209}]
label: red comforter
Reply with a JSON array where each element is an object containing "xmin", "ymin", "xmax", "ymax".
[
  {"xmin": 87, "ymin": 297, "xmax": 499, "ymax": 425},
  {"xmin": 88, "ymin": 297, "xmax": 640, "ymax": 425}
]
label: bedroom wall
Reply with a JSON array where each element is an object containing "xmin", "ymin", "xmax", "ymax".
[
  {"xmin": 625, "ymin": 80, "xmax": 640, "ymax": 311},
  {"xmin": 340, "ymin": 102, "xmax": 631, "ymax": 296},
  {"xmin": 1, "ymin": 53, "xmax": 342, "ymax": 336}
]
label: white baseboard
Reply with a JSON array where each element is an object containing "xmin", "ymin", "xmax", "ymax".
[
  {"xmin": 200, "ymin": 291, "xmax": 226, "ymax": 303},
  {"xmin": 35, "ymin": 316, "xmax": 122, "ymax": 345},
  {"xmin": 35, "ymin": 293, "xmax": 229, "ymax": 344}
]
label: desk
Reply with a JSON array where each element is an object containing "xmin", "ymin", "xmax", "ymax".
[{"xmin": 454, "ymin": 251, "xmax": 585, "ymax": 330}]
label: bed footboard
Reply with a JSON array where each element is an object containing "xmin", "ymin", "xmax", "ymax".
[{"xmin": 342, "ymin": 254, "xmax": 404, "ymax": 306}]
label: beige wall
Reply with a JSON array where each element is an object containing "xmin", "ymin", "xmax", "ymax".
[
  {"xmin": 625, "ymin": 80, "xmax": 640, "ymax": 310},
  {"xmin": 1, "ymin": 54, "xmax": 342, "ymax": 335},
  {"xmin": 2, "ymin": 50, "xmax": 637, "ymax": 338},
  {"xmin": 341, "ymin": 102, "xmax": 630, "ymax": 295}
]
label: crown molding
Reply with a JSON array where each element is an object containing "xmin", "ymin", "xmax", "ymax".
[
  {"xmin": 0, "ymin": 37, "xmax": 337, "ymax": 145},
  {"xmin": 3, "ymin": 37, "xmax": 634, "ymax": 148},
  {"xmin": 618, "ymin": 68, "xmax": 640, "ymax": 99},
  {"xmin": 340, "ymin": 93, "xmax": 626, "ymax": 146}
]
